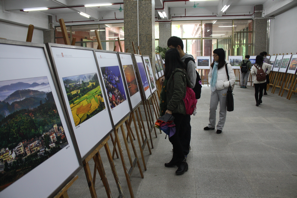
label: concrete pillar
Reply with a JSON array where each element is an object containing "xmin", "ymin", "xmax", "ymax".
[
  {"xmin": 43, "ymin": 16, "xmax": 54, "ymax": 44},
  {"xmin": 253, "ymin": 5, "xmax": 267, "ymax": 55},
  {"xmin": 124, "ymin": 0, "xmax": 156, "ymax": 74},
  {"xmin": 159, "ymin": 22, "xmax": 171, "ymax": 48}
]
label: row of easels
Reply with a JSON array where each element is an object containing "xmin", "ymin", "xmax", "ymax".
[{"xmin": 52, "ymin": 19, "xmax": 161, "ymax": 198}]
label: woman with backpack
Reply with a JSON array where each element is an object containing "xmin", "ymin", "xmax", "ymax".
[
  {"xmin": 159, "ymin": 48, "xmax": 191, "ymax": 175},
  {"xmin": 204, "ymin": 48, "xmax": 235, "ymax": 134},
  {"xmin": 251, "ymin": 55, "xmax": 272, "ymax": 106}
]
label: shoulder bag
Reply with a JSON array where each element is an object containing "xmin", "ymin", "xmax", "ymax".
[{"xmin": 225, "ymin": 64, "xmax": 234, "ymax": 112}]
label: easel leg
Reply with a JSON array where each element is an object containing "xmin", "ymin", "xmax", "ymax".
[
  {"xmin": 113, "ymin": 128, "xmax": 135, "ymax": 198},
  {"xmin": 137, "ymin": 107, "xmax": 153, "ymax": 151},
  {"xmin": 142, "ymin": 101, "xmax": 154, "ymax": 148},
  {"xmin": 83, "ymin": 161, "xmax": 97, "ymax": 198},
  {"xmin": 110, "ymin": 132, "xmax": 119, "ymax": 159},
  {"xmin": 131, "ymin": 111, "xmax": 147, "ymax": 170},
  {"xmin": 145, "ymin": 100, "xmax": 158, "ymax": 138},
  {"xmin": 119, "ymin": 125, "xmax": 133, "ymax": 167}
]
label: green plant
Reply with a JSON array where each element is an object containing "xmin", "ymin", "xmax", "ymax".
[{"xmin": 155, "ymin": 46, "xmax": 169, "ymax": 59}]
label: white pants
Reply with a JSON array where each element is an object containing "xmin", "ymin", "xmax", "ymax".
[{"xmin": 208, "ymin": 88, "xmax": 228, "ymax": 130}]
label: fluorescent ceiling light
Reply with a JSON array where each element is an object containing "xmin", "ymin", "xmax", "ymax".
[
  {"xmin": 90, "ymin": 30, "xmax": 95, "ymax": 32},
  {"xmin": 162, "ymin": 11, "xmax": 167, "ymax": 18},
  {"xmin": 23, "ymin": 7, "xmax": 48, "ymax": 11},
  {"xmin": 158, "ymin": 11, "xmax": 164, "ymax": 18},
  {"xmin": 85, "ymin": 3, "xmax": 112, "ymax": 7},
  {"xmin": 79, "ymin": 12, "xmax": 90, "ymax": 18},
  {"xmin": 213, "ymin": 20, "xmax": 217, "ymax": 24},
  {"xmin": 211, "ymin": 34, "xmax": 225, "ymax": 36},
  {"xmin": 219, "ymin": 25, "xmax": 236, "ymax": 27},
  {"xmin": 221, "ymin": 5, "xmax": 230, "ymax": 13},
  {"xmin": 105, "ymin": 25, "xmax": 110, "ymax": 27}
]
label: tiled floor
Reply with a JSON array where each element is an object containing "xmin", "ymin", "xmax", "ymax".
[{"xmin": 68, "ymin": 85, "xmax": 297, "ymax": 198}]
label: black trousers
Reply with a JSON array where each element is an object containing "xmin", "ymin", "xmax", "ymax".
[
  {"xmin": 254, "ymin": 83, "xmax": 265, "ymax": 102},
  {"xmin": 180, "ymin": 114, "xmax": 191, "ymax": 155},
  {"xmin": 169, "ymin": 113, "xmax": 186, "ymax": 164}
]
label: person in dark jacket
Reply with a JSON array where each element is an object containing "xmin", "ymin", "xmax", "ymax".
[
  {"xmin": 240, "ymin": 55, "xmax": 252, "ymax": 88},
  {"xmin": 160, "ymin": 48, "xmax": 190, "ymax": 175}
]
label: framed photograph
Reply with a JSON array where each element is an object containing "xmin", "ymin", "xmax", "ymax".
[
  {"xmin": 143, "ymin": 56, "xmax": 157, "ymax": 93},
  {"xmin": 156, "ymin": 53, "xmax": 165, "ymax": 75},
  {"xmin": 48, "ymin": 45, "xmax": 113, "ymax": 158},
  {"xmin": 196, "ymin": 56, "xmax": 210, "ymax": 69},
  {"xmin": 0, "ymin": 41, "xmax": 80, "ymax": 198},
  {"xmin": 249, "ymin": 56, "xmax": 256, "ymax": 65},
  {"xmin": 228, "ymin": 56, "xmax": 243, "ymax": 69},
  {"xmin": 155, "ymin": 54, "xmax": 162, "ymax": 77},
  {"xmin": 279, "ymin": 55, "xmax": 292, "ymax": 73},
  {"xmin": 95, "ymin": 51, "xmax": 130, "ymax": 125},
  {"xmin": 270, "ymin": 55, "xmax": 276, "ymax": 70},
  {"xmin": 287, "ymin": 54, "xmax": 297, "ymax": 74},
  {"xmin": 273, "ymin": 55, "xmax": 283, "ymax": 72},
  {"xmin": 118, "ymin": 53, "xmax": 142, "ymax": 109},
  {"xmin": 134, "ymin": 55, "xmax": 152, "ymax": 100}
]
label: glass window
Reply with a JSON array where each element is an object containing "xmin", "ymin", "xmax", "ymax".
[
  {"xmin": 155, "ymin": 23, "xmax": 159, "ymax": 39},
  {"xmin": 186, "ymin": 39, "xmax": 202, "ymax": 59},
  {"xmin": 172, "ymin": 21, "xmax": 202, "ymax": 38},
  {"xmin": 203, "ymin": 20, "xmax": 233, "ymax": 38}
]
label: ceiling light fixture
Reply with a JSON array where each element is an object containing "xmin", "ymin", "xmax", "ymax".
[
  {"xmin": 85, "ymin": 3, "xmax": 112, "ymax": 7},
  {"xmin": 162, "ymin": 11, "xmax": 167, "ymax": 18},
  {"xmin": 158, "ymin": 11, "xmax": 165, "ymax": 18},
  {"xmin": 211, "ymin": 34, "xmax": 225, "ymax": 36},
  {"xmin": 23, "ymin": 7, "xmax": 48, "ymax": 11},
  {"xmin": 219, "ymin": 25, "xmax": 236, "ymax": 27},
  {"xmin": 221, "ymin": 5, "xmax": 230, "ymax": 13},
  {"xmin": 79, "ymin": 12, "xmax": 91, "ymax": 18},
  {"xmin": 213, "ymin": 20, "xmax": 217, "ymax": 24}
]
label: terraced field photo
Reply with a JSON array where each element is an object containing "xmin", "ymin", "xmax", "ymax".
[{"xmin": 63, "ymin": 73, "xmax": 105, "ymax": 126}]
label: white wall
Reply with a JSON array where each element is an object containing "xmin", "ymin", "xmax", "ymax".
[
  {"xmin": 269, "ymin": 6, "xmax": 297, "ymax": 55},
  {"xmin": 0, "ymin": 22, "xmax": 44, "ymax": 43}
]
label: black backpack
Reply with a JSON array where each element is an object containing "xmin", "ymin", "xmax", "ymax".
[
  {"xmin": 184, "ymin": 57, "xmax": 202, "ymax": 99},
  {"xmin": 241, "ymin": 60, "xmax": 249, "ymax": 73}
]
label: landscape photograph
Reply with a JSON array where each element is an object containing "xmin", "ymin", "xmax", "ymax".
[
  {"xmin": 137, "ymin": 62, "xmax": 150, "ymax": 91},
  {"xmin": 198, "ymin": 59, "xmax": 209, "ymax": 66},
  {"xmin": 280, "ymin": 58, "xmax": 290, "ymax": 69},
  {"xmin": 274, "ymin": 58, "xmax": 282, "ymax": 68},
  {"xmin": 144, "ymin": 59, "xmax": 156, "ymax": 90},
  {"xmin": 230, "ymin": 59, "xmax": 241, "ymax": 66},
  {"xmin": 289, "ymin": 58, "xmax": 297, "ymax": 71},
  {"xmin": 250, "ymin": 59, "xmax": 256, "ymax": 65},
  {"xmin": 62, "ymin": 73, "xmax": 105, "ymax": 126},
  {"xmin": 0, "ymin": 76, "xmax": 68, "ymax": 192},
  {"xmin": 123, "ymin": 64, "xmax": 139, "ymax": 97},
  {"xmin": 101, "ymin": 66, "xmax": 127, "ymax": 109}
]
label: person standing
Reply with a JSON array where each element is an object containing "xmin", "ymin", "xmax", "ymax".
[
  {"xmin": 240, "ymin": 55, "xmax": 252, "ymax": 88},
  {"xmin": 167, "ymin": 36, "xmax": 196, "ymax": 157},
  {"xmin": 204, "ymin": 48, "xmax": 235, "ymax": 134},
  {"xmin": 250, "ymin": 55, "xmax": 272, "ymax": 106},
  {"xmin": 260, "ymin": 51, "xmax": 271, "ymax": 95},
  {"xmin": 160, "ymin": 48, "xmax": 190, "ymax": 175}
]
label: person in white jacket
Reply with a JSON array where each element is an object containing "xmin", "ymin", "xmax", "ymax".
[
  {"xmin": 250, "ymin": 55, "xmax": 272, "ymax": 106},
  {"xmin": 204, "ymin": 48, "xmax": 235, "ymax": 134}
]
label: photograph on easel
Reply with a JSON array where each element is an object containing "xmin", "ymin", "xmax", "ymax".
[
  {"xmin": 288, "ymin": 55, "xmax": 297, "ymax": 74},
  {"xmin": 198, "ymin": 59, "xmax": 210, "ymax": 66},
  {"xmin": 273, "ymin": 56, "xmax": 283, "ymax": 70},
  {"xmin": 144, "ymin": 58, "xmax": 156, "ymax": 90},
  {"xmin": 280, "ymin": 57, "xmax": 291, "ymax": 69},
  {"xmin": 0, "ymin": 76, "xmax": 68, "ymax": 192},
  {"xmin": 137, "ymin": 62, "xmax": 150, "ymax": 91},
  {"xmin": 101, "ymin": 66, "xmax": 127, "ymax": 109},
  {"xmin": 229, "ymin": 58, "xmax": 241, "ymax": 66},
  {"xmin": 123, "ymin": 64, "xmax": 139, "ymax": 97},
  {"xmin": 62, "ymin": 73, "xmax": 105, "ymax": 126}
]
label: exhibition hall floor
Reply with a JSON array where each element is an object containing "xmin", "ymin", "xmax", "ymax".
[{"xmin": 68, "ymin": 85, "xmax": 297, "ymax": 198}]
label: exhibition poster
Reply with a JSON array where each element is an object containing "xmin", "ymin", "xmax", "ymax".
[
  {"xmin": 228, "ymin": 56, "xmax": 243, "ymax": 69},
  {"xmin": 273, "ymin": 55, "xmax": 283, "ymax": 72},
  {"xmin": 287, "ymin": 54, "xmax": 297, "ymax": 74},
  {"xmin": 143, "ymin": 56, "xmax": 157, "ymax": 93},
  {"xmin": 196, "ymin": 56, "xmax": 210, "ymax": 69},
  {"xmin": 157, "ymin": 54, "xmax": 165, "ymax": 75},
  {"xmin": 95, "ymin": 51, "xmax": 130, "ymax": 125},
  {"xmin": 155, "ymin": 54, "xmax": 162, "ymax": 77},
  {"xmin": 135, "ymin": 55, "xmax": 152, "ymax": 99},
  {"xmin": 279, "ymin": 55, "xmax": 292, "ymax": 73},
  {"xmin": 0, "ymin": 43, "xmax": 79, "ymax": 198},
  {"xmin": 50, "ymin": 46, "xmax": 112, "ymax": 157},
  {"xmin": 119, "ymin": 53, "xmax": 142, "ymax": 109},
  {"xmin": 249, "ymin": 56, "xmax": 256, "ymax": 65}
]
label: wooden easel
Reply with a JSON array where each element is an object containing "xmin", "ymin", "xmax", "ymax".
[
  {"xmin": 280, "ymin": 73, "xmax": 296, "ymax": 97},
  {"xmin": 267, "ymin": 71, "xmax": 275, "ymax": 91},
  {"xmin": 58, "ymin": 19, "xmax": 76, "ymax": 46},
  {"xmin": 198, "ymin": 69, "xmax": 210, "ymax": 85},
  {"xmin": 234, "ymin": 69, "xmax": 241, "ymax": 85},
  {"xmin": 54, "ymin": 176, "xmax": 78, "ymax": 198},
  {"xmin": 272, "ymin": 72, "xmax": 286, "ymax": 93},
  {"xmin": 287, "ymin": 75, "xmax": 297, "ymax": 100},
  {"xmin": 26, "ymin": 24, "xmax": 34, "ymax": 42}
]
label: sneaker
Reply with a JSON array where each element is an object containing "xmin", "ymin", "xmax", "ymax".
[
  {"xmin": 204, "ymin": 126, "xmax": 215, "ymax": 130},
  {"xmin": 216, "ymin": 130, "xmax": 222, "ymax": 134}
]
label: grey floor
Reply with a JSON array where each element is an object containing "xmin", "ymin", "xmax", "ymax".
[{"xmin": 68, "ymin": 85, "xmax": 297, "ymax": 198}]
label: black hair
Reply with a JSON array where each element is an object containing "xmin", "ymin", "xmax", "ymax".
[
  {"xmin": 164, "ymin": 48, "xmax": 185, "ymax": 80},
  {"xmin": 167, "ymin": 36, "xmax": 184, "ymax": 50},
  {"xmin": 260, "ymin": 51, "xmax": 268, "ymax": 56},
  {"xmin": 256, "ymin": 55, "xmax": 264, "ymax": 67},
  {"xmin": 211, "ymin": 48, "xmax": 226, "ymax": 69},
  {"xmin": 245, "ymin": 55, "xmax": 250, "ymax": 59}
]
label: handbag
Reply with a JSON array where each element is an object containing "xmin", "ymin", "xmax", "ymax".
[{"xmin": 225, "ymin": 64, "xmax": 234, "ymax": 112}]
